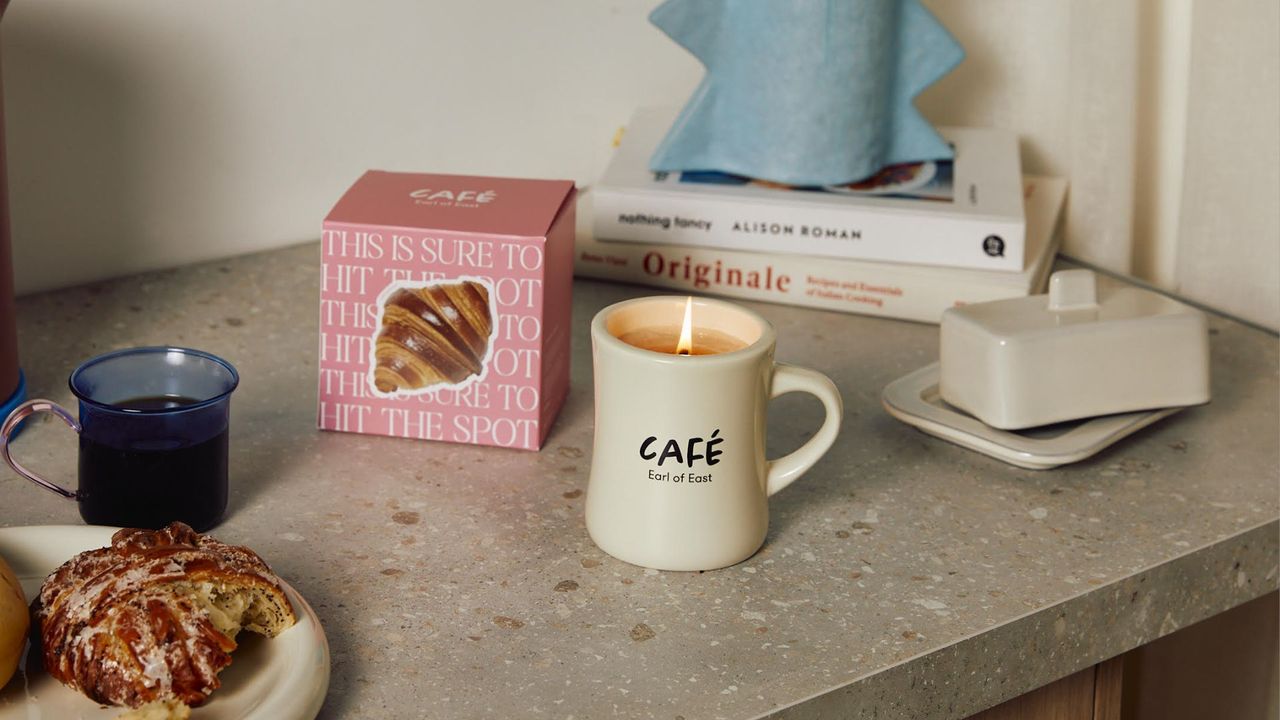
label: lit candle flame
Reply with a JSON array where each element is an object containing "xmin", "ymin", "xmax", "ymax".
[{"xmin": 676, "ymin": 297, "xmax": 694, "ymax": 355}]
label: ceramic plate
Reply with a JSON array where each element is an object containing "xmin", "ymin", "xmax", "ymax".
[
  {"xmin": 882, "ymin": 363, "xmax": 1183, "ymax": 470},
  {"xmin": 0, "ymin": 525, "xmax": 329, "ymax": 720}
]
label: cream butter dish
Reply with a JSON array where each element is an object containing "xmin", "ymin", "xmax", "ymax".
[
  {"xmin": 882, "ymin": 364, "xmax": 1184, "ymax": 470},
  {"xmin": 939, "ymin": 269, "xmax": 1210, "ymax": 430}
]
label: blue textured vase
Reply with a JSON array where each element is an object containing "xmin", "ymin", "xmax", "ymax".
[{"xmin": 648, "ymin": 0, "xmax": 964, "ymax": 186}]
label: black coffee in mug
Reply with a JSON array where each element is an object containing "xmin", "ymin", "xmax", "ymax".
[
  {"xmin": 0, "ymin": 349, "xmax": 239, "ymax": 532},
  {"xmin": 77, "ymin": 395, "xmax": 229, "ymax": 531}
]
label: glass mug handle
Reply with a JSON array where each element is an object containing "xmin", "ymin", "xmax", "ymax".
[
  {"xmin": 765, "ymin": 363, "xmax": 843, "ymax": 496},
  {"xmin": 0, "ymin": 399, "xmax": 80, "ymax": 499}
]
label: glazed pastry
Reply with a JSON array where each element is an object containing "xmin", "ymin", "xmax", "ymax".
[
  {"xmin": 373, "ymin": 281, "xmax": 494, "ymax": 393},
  {"xmin": 37, "ymin": 522, "xmax": 296, "ymax": 711},
  {"xmin": 0, "ymin": 551, "xmax": 27, "ymax": 690}
]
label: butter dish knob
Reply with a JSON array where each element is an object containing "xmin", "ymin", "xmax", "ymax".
[{"xmin": 1048, "ymin": 269, "xmax": 1099, "ymax": 312}]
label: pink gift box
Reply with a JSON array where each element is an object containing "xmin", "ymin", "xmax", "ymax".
[{"xmin": 318, "ymin": 171, "xmax": 576, "ymax": 450}]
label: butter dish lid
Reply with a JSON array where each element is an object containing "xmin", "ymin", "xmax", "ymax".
[
  {"xmin": 939, "ymin": 269, "xmax": 1210, "ymax": 430},
  {"xmin": 948, "ymin": 269, "xmax": 1199, "ymax": 336}
]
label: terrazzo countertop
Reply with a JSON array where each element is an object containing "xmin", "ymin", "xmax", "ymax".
[{"xmin": 3, "ymin": 243, "xmax": 1277, "ymax": 719}]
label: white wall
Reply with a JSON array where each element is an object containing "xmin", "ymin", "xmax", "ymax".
[
  {"xmin": 1172, "ymin": 0, "xmax": 1279, "ymax": 329},
  {"xmin": 1, "ymin": 0, "xmax": 700, "ymax": 292},
  {"xmin": 3, "ymin": 0, "xmax": 1276, "ymax": 328},
  {"xmin": 919, "ymin": 0, "xmax": 1141, "ymax": 280}
]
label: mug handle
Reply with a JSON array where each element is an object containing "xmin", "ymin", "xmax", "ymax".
[
  {"xmin": 0, "ymin": 399, "xmax": 80, "ymax": 499},
  {"xmin": 766, "ymin": 363, "xmax": 843, "ymax": 496}
]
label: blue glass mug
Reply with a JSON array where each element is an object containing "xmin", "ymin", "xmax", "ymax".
[{"xmin": 0, "ymin": 347, "xmax": 238, "ymax": 531}]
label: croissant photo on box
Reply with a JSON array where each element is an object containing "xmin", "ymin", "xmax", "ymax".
[{"xmin": 368, "ymin": 276, "xmax": 498, "ymax": 398}]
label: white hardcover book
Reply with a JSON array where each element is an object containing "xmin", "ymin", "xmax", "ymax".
[
  {"xmin": 593, "ymin": 107, "xmax": 1027, "ymax": 272},
  {"xmin": 577, "ymin": 176, "xmax": 1066, "ymax": 325}
]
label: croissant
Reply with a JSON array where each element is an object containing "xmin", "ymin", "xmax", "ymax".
[
  {"xmin": 0, "ymin": 552, "xmax": 26, "ymax": 691},
  {"xmin": 373, "ymin": 281, "xmax": 494, "ymax": 393},
  {"xmin": 37, "ymin": 522, "xmax": 296, "ymax": 710}
]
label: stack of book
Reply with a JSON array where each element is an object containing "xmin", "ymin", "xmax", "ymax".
[{"xmin": 575, "ymin": 107, "xmax": 1067, "ymax": 323}]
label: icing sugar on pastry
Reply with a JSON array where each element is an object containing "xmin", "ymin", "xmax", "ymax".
[{"xmin": 37, "ymin": 522, "xmax": 297, "ymax": 713}]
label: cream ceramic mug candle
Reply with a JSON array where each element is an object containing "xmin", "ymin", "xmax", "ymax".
[{"xmin": 586, "ymin": 296, "xmax": 843, "ymax": 571}]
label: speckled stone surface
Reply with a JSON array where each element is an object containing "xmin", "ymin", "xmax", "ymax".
[{"xmin": 2, "ymin": 243, "xmax": 1276, "ymax": 719}]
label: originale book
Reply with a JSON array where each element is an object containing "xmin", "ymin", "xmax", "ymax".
[
  {"xmin": 577, "ymin": 176, "xmax": 1066, "ymax": 324},
  {"xmin": 593, "ymin": 107, "xmax": 1027, "ymax": 272}
]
